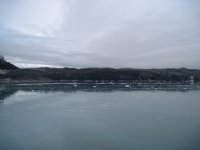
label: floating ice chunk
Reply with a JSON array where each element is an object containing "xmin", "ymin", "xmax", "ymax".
[{"xmin": 125, "ymin": 84, "xmax": 130, "ymax": 88}]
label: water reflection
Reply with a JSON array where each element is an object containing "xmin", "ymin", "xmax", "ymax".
[
  {"xmin": 0, "ymin": 83, "xmax": 200, "ymax": 102},
  {"xmin": 0, "ymin": 84, "xmax": 200, "ymax": 150},
  {"xmin": 0, "ymin": 87, "xmax": 17, "ymax": 102}
]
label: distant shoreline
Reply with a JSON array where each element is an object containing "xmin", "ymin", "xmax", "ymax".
[
  {"xmin": 1, "ymin": 67, "xmax": 200, "ymax": 82},
  {"xmin": 0, "ymin": 79, "xmax": 199, "ymax": 84},
  {"xmin": 1, "ymin": 81, "xmax": 200, "ymax": 93},
  {"xmin": 1, "ymin": 59, "xmax": 200, "ymax": 83}
]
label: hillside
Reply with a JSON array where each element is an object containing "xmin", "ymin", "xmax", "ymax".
[
  {"xmin": 0, "ymin": 59, "xmax": 200, "ymax": 83},
  {"xmin": 1, "ymin": 67, "xmax": 200, "ymax": 83},
  {"xmin": 0, "ymin": 59, "xmax": 18, "ymax": 70}
]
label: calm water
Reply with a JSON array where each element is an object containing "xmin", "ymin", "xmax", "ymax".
[{"xmin": 0, "ymin": 86, "xmax": 200, "ymax": 150}]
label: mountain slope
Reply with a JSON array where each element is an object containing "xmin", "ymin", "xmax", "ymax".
[
  {"xmin": 0, "ymin": 59, "xmax": 18, "ymax": 70},
  {"xmin": 0, "ymin": 59, "xmax": 200, "ymax": 82},
  {"xmin": 2, "ymin": 67, "xmax": 200, "ymax": 82}
]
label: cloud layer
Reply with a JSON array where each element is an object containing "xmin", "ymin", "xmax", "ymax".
[{"xmin": 0, "ymin": 0, "xmax": 200, "ymax": 68}]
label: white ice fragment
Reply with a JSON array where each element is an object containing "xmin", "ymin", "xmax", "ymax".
[{"xmin": 125, "ymin": 84, "xmax": 130, "ymax": 88}]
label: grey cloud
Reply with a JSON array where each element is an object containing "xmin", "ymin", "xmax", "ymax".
[{"xmin": 0, "ymin": 0, "xmax": 200, "ymax": 68}]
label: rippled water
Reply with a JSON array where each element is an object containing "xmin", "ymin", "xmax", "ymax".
[{"xmin": 0, "ymin": 85, "xmax": 200, "ymax": 150}]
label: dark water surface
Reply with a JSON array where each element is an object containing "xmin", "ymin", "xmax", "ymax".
[{"xmin": 0, "ymin": 86, "xmax": 200, "ymax": 150}]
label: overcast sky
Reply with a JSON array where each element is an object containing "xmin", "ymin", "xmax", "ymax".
[{"xmin": 0, "ymin": 0, "xmax": 200, "ymax": 68}]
